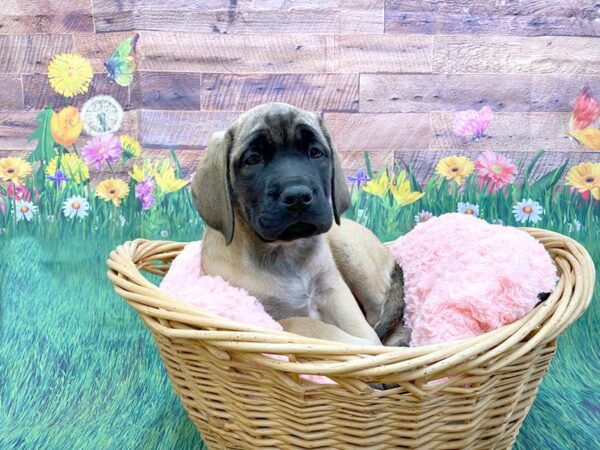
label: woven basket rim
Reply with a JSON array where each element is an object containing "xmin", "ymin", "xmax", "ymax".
[{"xmin": 107, "ymin": 227, "xmax": 595, "ymax": 379}]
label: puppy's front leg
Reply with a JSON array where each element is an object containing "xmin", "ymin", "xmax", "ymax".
[{"xmin": 319, "ymin": 275, "xmax": 382, "ymax": 346}]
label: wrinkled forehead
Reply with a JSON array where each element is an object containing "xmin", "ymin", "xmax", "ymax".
[{"xmin": 230, "ymin": 107, "xmax": 325, "ymax": 158}]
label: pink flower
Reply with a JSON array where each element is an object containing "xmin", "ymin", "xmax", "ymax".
[
  {"xmin": 135, "ymin": 178, "xmax": 155, "ymax": 211},
  {"xmin": 475, "ymin": 151, "xmax": 518, "ymax": 193},
  {"xmin": 453, "ymin": 106, "xmax": 493, "ymax": 140},
  {"xmin": 81, "ymin": 133, "xmax": 122, "ymax": 170},
  {"xmin": 7, "ymin": 182, "xmax": 31, "ymax": 202}
]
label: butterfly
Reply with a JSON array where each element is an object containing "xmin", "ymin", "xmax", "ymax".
[
  {"xmin": 568, "ymin": 87, "xmax": 600, "ymax": 151},
  {"xmin": 105, "ymin": 33, "xmax": 139, "ymax": 87},
  {"xmin": 452, "ymin": 105, "xmax": 493, "ymax": 141}
]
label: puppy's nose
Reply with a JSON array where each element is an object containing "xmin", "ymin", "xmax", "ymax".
[{"xmin": 280, "ymin": 185, "xmax": 313, "ymax": 210}]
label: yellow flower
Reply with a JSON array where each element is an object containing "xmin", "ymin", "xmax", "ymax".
[
  {"xmin": 96, "ymin": 178, "xmax": 130, "ymax": 207},
  {"xmin": 129, "ymin": 160, "xmax": 157, "ymax": 182},
  {"xmin": 435, "ymin": 156, "xmax": 475, "ymax": 185},
  {"xmin": 120, "ymin": 135, "xmax": 142, "ymax": 160},
  {"xmin": 362, "ymin": 170, "xmax": 391, "ymax": 198},
  {"xmin": 50, "ymin": 106, "xmax": 84, "ymax": 147},
  {"xmin": 47, "ymin": 53, "xmax": 93, "ymax": 98},
  {"xmin": 0, "ymin": 157, "xmax": 32, "ymax": 184},
  {"xmin": 389, "ymin": 171, "xmax": 425, "ymax": 206},
  {"xmin": 565, "ymin": 162, "xmax": 600, "ymax": 200},
  {"xmin": 154, "ymin": 166, "xmax": 188, "ymax": 193},
  {"xmin": 46, "ymin": 153, "xmax": 89, "ymax": 184}
]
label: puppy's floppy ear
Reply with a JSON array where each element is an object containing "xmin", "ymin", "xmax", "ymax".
[
  {"xmin": 317, "ymin": 116, "xmax": 350, "ymax": 224},
  {"xmin": 191, "ymin": 130, "xmax": 235, "ymax": 245}
]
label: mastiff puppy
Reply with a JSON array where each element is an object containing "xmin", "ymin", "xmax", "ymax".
[{"xmin": 191, "ymin": 103, "xmax": 408, "ymax": 347}]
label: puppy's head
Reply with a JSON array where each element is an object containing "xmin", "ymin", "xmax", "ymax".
[{"xmin": 191, "ymin": 103, "xmax": 350, "ymax": 245}]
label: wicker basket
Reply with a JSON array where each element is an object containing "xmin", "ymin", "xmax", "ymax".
[{"xmin": 107, "ymin": 228, "xmax": 594, "ymax": 450}]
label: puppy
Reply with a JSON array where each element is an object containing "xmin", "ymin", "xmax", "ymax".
[{"xmin": 191, "ymin": 103, "xmax": 408, "ymax": 347}]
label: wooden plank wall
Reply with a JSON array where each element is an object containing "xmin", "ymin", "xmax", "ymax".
[{"xmin": 0, "ymin": 0, "xmax": 599, "ymax": 180}]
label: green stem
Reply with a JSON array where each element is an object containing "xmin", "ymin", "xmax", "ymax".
[
  {"xmin": 71, "ymin": 143, "xmax": 79, "ymax": 156},
  {"xmin": 106, "ymin": 161, "xmax": 116, "ymax": 179}
]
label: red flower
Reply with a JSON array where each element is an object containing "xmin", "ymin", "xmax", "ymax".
[{"xmin": 570, "ymin": 87, "xmax": 600, "ymax": 131}]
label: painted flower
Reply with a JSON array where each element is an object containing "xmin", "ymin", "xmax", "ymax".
[
  {"xmin": 119, "ymin": 215, "xmax": 126, "ymax": 227},
  {"xmin": 160, "ymin": 230, "xmax": 169, "ymax": 238},
  {"xmin": 389, "ymin": 171, "xmax": 424, "ymax": 206},
  {"xmin": 135, "ymin": 178, "xmax": 155, "ymax": 210},
  {"xmin": 0, "ymin": 157, "xmax": 32, "ymax": 184},
  {"xmin": 457, "ymin": 202, "xmax": 479, "ymax": 217},
  {"xmin": 62, "ymin": 195, "xmax": 90, "ymax": 219},
  {"xmin": 47, "ymin": 53, "xmax": 93, "ymax": 98},
  {"xmin": 347, "ymin": 169, "xmax": 370, "ymax": 189},
  {"xmin": 46, "ymin": 153, "xmax": 89, "ymax": 184},
  {"xmin": 567, "ymin": 219, "xmax": 582, "ymax": 233},
  {"xmin": 47, "ymin": 215, "xmax": 55, "ymax": 223},
  {"xmin": 119, "ymin": 135, "xmax": 142, "ymax": 161},
  {"xmin": 362, "ymin": 170, "xmax": 390, "ymax": 198},
  {"xmin": 570, "ymin": 87, "xmax": 600, "ymax": 132},
  {"xmin": 82, "ymin": 133, "xmax": 122, "ymax": 170},
  {"xmin": 565, "ymin": 162, "xmax": 600, "ymax": 200},
  {"xmin": 81, "ymin": 95, "xmax": 124, "ymax": 136},
  {"xmin": 475, "ymin": 151, "xmax": 518, "ymax": 193},
  {"xmin": 129, "ymin": 160, "xmax": 158, "ymax": 182},
  {"xmin": 453, "ymin": 106, "xmax": 493, "ymax": 140},
  {"xmin": 414, "ymin": 210, "xmax": 434, "ymax": 224},
  {"xmin": 15, "ymin": 200, "xmax": 37, "ymax": 221},
  {"xmin": 7, "ymin": 182, "xmax": 31, "ymax": 202},
  {"xmin": 513, "ymin": 199, "xmax": 543, "ymax": 224},
  {"xmin": 435, "ymin": 156, "xmax": 475, "ymax": 185},
  {"xmin": 154, "ymin": 166, "xmax": 188, "ymax": 194},
  {"xmin": 95, "ymin": 178, "xmax": 130, "ymax": 207},
  {"xmin": 47, "ymin": 169, "xmax": 70, "ymax": 188},
  {"xmin": 50, "ymin": 106, "xmax": 84, "ymax": 147}
]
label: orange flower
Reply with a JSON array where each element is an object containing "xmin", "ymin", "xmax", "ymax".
[
  {"xmin": 50, "ymin": 106, "xmax": 84, "ymax": 147},
  {"xmin": 570, "ymin": 87, "xmax": 600, "ymax": 132}
]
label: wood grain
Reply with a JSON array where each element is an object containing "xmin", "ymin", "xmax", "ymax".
[
  {"xmin": 201, "ymin": 73, "xmax": 358, "ymax": 112},
  {"xmin": 0, "ymin": 34, "xmax": 72, "ymax": 74},
  {"xmin": 92, "ymin": 0, "xmax": 384, "ymax": 34},
  {"xmin": 339, "ymin": 149, "xmax": 394, "ymax": 176},
  {"xmin": 430, "ymin": 111, "xmax": 575, "ymax": 152},
  {"xmin": 0, "ymin": 0, "xmax": 94, "ymax": 34},
  {"xmin": 359, "ymin": 74, "xmax": 599, "ymax": 113},
  {"xmin": 138, "ymin": 110, "xmax": 240, "ymax": 149},
  {"xmin": 323, "ymin": 113, "xmax": 429, "ymax": 151},
  {"xmin": 433, "ymin": 35, "xmax": 600, "ymax": 75},
  {"xmin": 72, "ymin": 32, "xmax": 135, "ymax": 73},
  {"xmin": 0, "ymin": 75, "xmax": 24, "ymax": 110},
  {"xmin": 335, "ymin": 34, "xmax": 432, "ymax": 73},
  {"xmin": 130, "ymin": 72, "xmax": 201, "ymax": 110},
  {"xmin": 384, "ymin": 0, "xmax": 600, "ymax": 37},
  {"xmin": 23, "ymin": 74, "xmax": 130, "ymax": 112}
]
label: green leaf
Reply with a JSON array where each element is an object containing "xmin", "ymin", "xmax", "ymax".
[
  {"xmin": 530, "ymin": 162, "xmax": 568, "ymax": 197},
  {"xmin": 363, "ymin": 151, "xmax": 374, "ymax": 179},
  {"xmin": 27, "ymin": 107, "xmax": 56, "ymax": 164}
]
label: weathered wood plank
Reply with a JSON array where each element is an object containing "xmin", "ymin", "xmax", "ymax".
[
  {"xmin": 433, "ymin": 35, "xmax": 600, "ymax": 75},
  {"xmin": 394, "ymin": 149, "xmax": 600, "ymax": 187},
  {"xmin": 74, "ymin": 31, "xmax": 332, "ymax": 73},
  {"xmin": 130, "ymin": 72, "xmax": 201, "ymax": 110},
  {"xmin": 385, "ymin": 0, "xmax": 600, "ymax": 37},
  {"xmin": 201, "ymin": 73, "xmax": 359, "ymax": 112},
  {"xmin": 339, "ymin": 149, "xmax": 394, "ymax": 177},
  {"xmin": 0, "ymin": 34, "xmax": 72, "ymax": 73},
  {"xmin": 138, "ymin": 110, "xmax": 240, "ymax": 149},
  {"xmin": 23, "ymin": 74, "xmax": 130, "ymax": 112},
  {"xmin": 92, "ymin": 0, "xmax": 383, "ymax": 34},
  {"xmin": 0, "ymin": 75, "xmax": 24, "ymax": 110},
  {"xmin": 335, "ymin": 34, "xmax": 432, "ymax": 73},
  {"xmin": 0, "ymin": 0, "xmax": 94, "ymax": 34},
  {"xmin": 359, "ymin": 74, "xmax": 600, "ymax": 113},
  {"xmin": 323, "ymin": 113, "xmax": 429, "ymax": 151},
  {"xmin": 430, "ymin": 111, "xmax": 576, "ymax": 152}
]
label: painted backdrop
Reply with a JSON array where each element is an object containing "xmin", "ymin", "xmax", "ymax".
[{"xmin": 1, "ymin": 2, "xmax": 599, "ymax": 450}]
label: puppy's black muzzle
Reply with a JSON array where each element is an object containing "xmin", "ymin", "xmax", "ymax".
[{"xmin": 280, "ymin": 184, "xmax": 313, "ymax": 212}]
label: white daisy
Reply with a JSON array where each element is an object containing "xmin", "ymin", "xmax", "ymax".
[
  {"xmin": 160, "ymin": 230, "xmax": 169, "ymax": 238},
  {"xmin": 62, "ymin": 195, "xmax": 90, "ymax": 219},
  {"xmin": 457, "ymin": 202, "xmax": 479, "ymax": 217},
  {"xmin": 414, "ymin": 210, "xmax": 434, "ymax": 223},
  {"xmin": 81, "ymin": 95, "xmax": 124, "ymax": 136},
  {"xmin": 15, "ymin": 200, "xmax": 37, "ymax": 221},
  {"xmin": 513, "ymin": 199, "xmax": 543, "ymax": 224},
  {"xmin": 567, "ymin": 219, "xmax": 582, "ymax": 232},
  {"xmin": 119, "ymin": 215, "xmax": 126, "ymax": 227}
]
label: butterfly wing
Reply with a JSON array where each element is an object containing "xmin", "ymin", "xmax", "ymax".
[
  {"xmin": 571, "ymin": 127, "xmax": 600, "ymax": 150},
  {"xmin": 105, "ymin": 33, "xmax": 139, "ymax": 87}
]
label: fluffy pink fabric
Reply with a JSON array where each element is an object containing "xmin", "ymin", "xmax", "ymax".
[
  {"xmin": 160, "ymin": 213, "xmax": 557, "ymax": 363},
  {"xmin": 389, "ymin": 213, "xmax": 557, "ymax": 347}
]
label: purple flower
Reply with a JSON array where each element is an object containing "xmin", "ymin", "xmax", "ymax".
[
  {"xmin": 47, "ymin": 169, "xmax": 70, "ymax": 188},
  {"xmin": 347, "ymin": 169, "xmax": 370, "ymax": 189},
  {"xmin": 135, "ymin": 178, "xmax": 155, "ymax": 211},
  {"xmin": 81, "ymin": 133, "xmax": 122, "ymax": 170}
]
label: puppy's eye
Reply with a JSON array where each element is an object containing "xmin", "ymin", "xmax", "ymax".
[
  {"xmin": 243, "ymin": 153, "xmax": 263, "ymax": 166},
  {"xmin": 309, "ymin": 147, "xmax": 324, "ymax": 159}
]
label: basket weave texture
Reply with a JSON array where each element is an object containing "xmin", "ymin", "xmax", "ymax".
[{"xmin": 107, "ymin": 228, "xmax": 594, "ymax": 450}]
